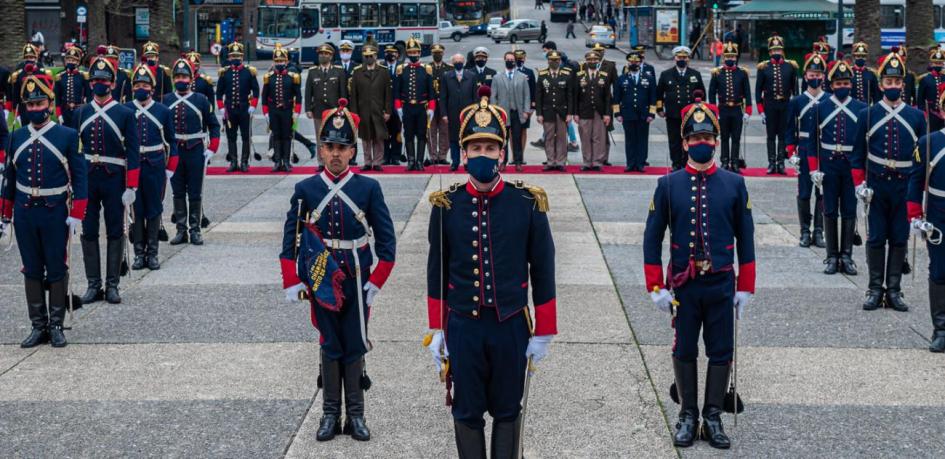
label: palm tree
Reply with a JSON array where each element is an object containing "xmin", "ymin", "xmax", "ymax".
[
  {"xmin": 905, "ymin": 0, "xmax": 934, "ymax": 74},
  {"xmin": 0, "ymin": 0, "xmax": 25, "ymax": 67},
  {"xmin": 149, "ymin": 0, "xmax": 180, "ymax": 63},
  {"xmin": 853, "ymin": 0, "xmax": 881, "ymax": 63}
]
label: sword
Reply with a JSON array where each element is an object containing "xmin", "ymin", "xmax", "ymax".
[
  {"xmin": 252, "ymin": 117, "xmax": 263, "ymax": 162},
  {"xmin": 516, "ymin": 357, "xmax": 537, "ymax": 459},
  {"xmin": 291, "ymin": 114, "xmax": 301, "ymax": 164}
]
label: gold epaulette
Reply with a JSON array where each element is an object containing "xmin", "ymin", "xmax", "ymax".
[
  {"xmin": 425, "ymin": 65, "xmax": 433, "ymax": 76},
  {"xmin": 123, "ymin": 69, "xmax": 132, "ymax": 78},
  {"xmin": 919, "ymin": 72, "xmax": 929, "ymax": 81},
  {"xmin": 218, "ymin": 67, "xmax": 226, "ymax": 76},
  {"xmin": 162, "ymin": 64, "xmax": 172, "ymax": 77},
  {"xmin": 396, "ymin": 64, "xmax": 404, "ymax": 76},
  {"xmin": 599, "ymin": 71, "xmax": 608, "ymax": 77},
  {"xmin": 787, "ymin": 59, "xmax": 799, "ymax": 69},
  {"xmin": 292, "ymin": 72, "xmax": 301, "ymax": 84},
  {"xmin": 711, "ymin": 67, "xmax": 720, "ymax": 76},
  {"xmin": 54, "ymin": 70, "xmax": 63, "ymax": 81},
  {"xmin": 538, "ymin": 69, "xmax": 549, "ymax": 76},
  {"xmin": 429, "ymin": 182, "xmax": 462, "ymax": 209},
  {"xmin": 378, "ymin": 63, "xmax": 388, "ymax": 70},
  {"xmin": 513, "ymin": 180, "xmax": 549, "ymax": 212},
  {"xmin": 9, "ymin": 70, "xmax": 20, "ymax": 83},
  {"xmin": 577, "ymin": 70, "xmax": 586, "ymax": 76},
  {"xmin": 757, "ymin": 61, "xmax": 768, "ymax": 71},
  {"xmin": 81, "ymin": 71, "xmax": 89, "ymax": 79},
  {"xmin": 248, "ymin": 66, "xmax": 257, "ymax": 76},
  {"xmin": 333, "ymin": 65, "xmax": 343, "ymax": 69},
  {"xmin": 202, "ymin": 74, "xmax": 214, "ymax": 85},
  {"xmin": 263, "ymin": 72, "xmax": 271, "ymax": 84},
  {"xmin": 739, "ymin": 66, "xmax": 751, "ymax": 74},
  {"xmin": 560, "ymin": 67, "xmax": 572, "ymax": 73},
  {"xmin": 353, "ymin": 64, "xmax": 363, "ymax": 72}
]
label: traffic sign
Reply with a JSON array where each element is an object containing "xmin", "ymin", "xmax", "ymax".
[
  {"xmin": 77, "ymin": 5, "xmax": 87, "ymax": 23},
  {"xmin": 210, "ymin": 43, "xmax": 222, "ymax": 56}
]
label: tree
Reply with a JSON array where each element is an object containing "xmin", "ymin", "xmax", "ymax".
[
  {"xmin": 88, "ymin": 0, "xmax": 109, "ymax": 50},
  {"xmin": 905, "ymin": 0, "xmax": 934, "ymax": 75},
  {"xmin": 0, "ymin": 0, "xmax": 25, "ymax": 67},
  {"xmin": 853, "ymin": 0, "xmax": 881, "ymax": 64},
  {"xmin": 149, "ymin": 0, "xmax": 180, "ymax": 63}
]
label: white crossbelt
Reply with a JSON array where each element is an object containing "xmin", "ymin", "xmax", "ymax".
[
  {"xmin": 798, "ymin": 91, "xmax": 825, "ymax": 119},
  {"xmin": 867, "ymin": 101, "xmax": 917, "ymax": 142},
  {"xmin": 12, "ymin": 122, "xmax": 66, "ymax": 168},
  {"xmin": 167, "ymin": 92, "xmax": 204, "ymax": 126},
  {"xmin": 133, "ymin": 99, "xmax": 169, "ymax": 154},
  {"xmin": 931, "ymin": 146, "xmax": 945, "ymax": 169},
  {"xmin": 16, "ymin": 182, "xmax": 69, "ymax": 197},
  {"xmin": 868, "ymin": 152, "xmax": 912, "ymax": 169},
  {"xmin": 819, "ymin": 96, "xmax": 858, "ymax": 129},
  {"xmin": 79, "ymin": 100, "xmax": 125, "ymax": 143},
  {"xmin": 84, "ymin": 153, "xmax": 127, "ymax": 167},
  {"xmin": 820, "ymin": 142, "xmax": 853, "ymax": 152},
  {"xmin": 931, "ymin": 187, "xmax": 945, "ymax": 197}
]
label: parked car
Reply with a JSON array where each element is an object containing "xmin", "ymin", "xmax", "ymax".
[
  {"xmin": 491, "ymin": 19, "xmax": 546, "ymax": 44},
  {"xmin": 468, "ymin": 22, "xmax": 489, "ymax": 36},
  {"xmin": 586, "ymin": 25, "xmax": 616, "ymax": 48},
  {"xmin": 550, "ymin": 0, "xmax": 577, "ymax": 23},
  {"xmin": 438, "ymin": 21, "xmax": 469, "ymax": 42},
  {"xmin": 486, "ymin": 17, "xmax": 505, "ymax": 37}
]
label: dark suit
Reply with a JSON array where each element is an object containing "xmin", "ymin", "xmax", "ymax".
[
  {"xmin": 656, "ymin": 67, "xmax": 705, "ymax": 169},
  {"xmin": 439, "ymin": 69, "xmax": 478, "ymax": 166}
]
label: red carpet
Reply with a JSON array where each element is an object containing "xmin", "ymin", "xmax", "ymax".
[{"xmin": 206, "ymin": 165, "xmax": 798, "ymax": 177}]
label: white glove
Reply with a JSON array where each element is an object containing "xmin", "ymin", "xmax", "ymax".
[
  {"xmin": 397, "ymin": 108, "xmax": 404, "ymax": 119},
  {"xmin": 426, "ymin": 109, "xmax": 434, "ymax": 121},
  {"xmin": 427, "ymin": 330, "xmax": 448, "ymax": 372},
  {"xmin": 65, "ymin": 216, "xmax": 82, "ymax": 235},
  {"xmin": 743, "ymin": 113, "xmax": 750, "ymax": 122},
  {"xmin": 284, "ymin": 283, "xmax": 307, "ymax": 302},
  {"xmin": 247, "ymin": 106, "xmax": 256, "ymax": 115},
  {"xmin": 855, "ymin": 184, "xmax": 874, "ymax": 202},
  {"xmin": 911, "ymin": 218, "xmax": 935, "ymax": 237},
  {"xmin": 121, "ymin": 188, "xmax": 137, "ymax": 206},
  {"xmin": 203, "ymin": 149, "xmax": 214, "ymax": 164},
  {"xmin": 165, "ymin": 169, "xmax": 174, "ymax": 180},
  {"xmin": 650, "ymin": 288, "xmax": 674, "ymax": 314},
  {"xmin": 760, "ymin": 112, "xmax": 767, "ymax": 125},
  {"xmin": 788, "ymin": 155, "xmax": 801, "ymax": 167},
  {"xmin": 0, "ymin": 162, "xmax": 5, "ymax": 174},
  {"xmin": 525, "ymin": 335, "xmax": 553, "ymax": 367},
  {"xmin": 218, "ymin": 107, "xmax": 226, "ymax": 119},
  {"xmin": 0, "ymin": 220, "xmax": 9, "ymax": 236},
  {"xmin": 734, "ymin": 291, "xmax": 753, "ymax": 320},
  {"xmin": 810, "ymin": 170, "xmax": 825, "ymax": 188},
  {"xmin": 363, "ymin": 281, "xmax": 380, "ymax": 305}
]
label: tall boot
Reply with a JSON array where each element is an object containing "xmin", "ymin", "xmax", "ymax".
[
  {"xmin": 490, "ymin": 416, "xmax": 521, "ymax": 459},
  {"xmin": 47, "ymin": 279, "xmax": 68, "ymax": 347},
  {"xmin": 454, "ymin": 421, "xmax": 487, "ymax": 459},
  {"xmin": 240, "ymin": 141, "xmax": 250, "ymax": 172},
  {"xmin": 189, "ymin": 200, "xmax": 204, "ymax": 246},
  {"xmin": 884, "ymin": 245, "xmax": 909, "ymax": 311},
  {"xmin": 929, "ymin": 281, "xmax": 945, "ymax": 352},
  {"xmin": 701, "ymin": 365, "xmax": 732, "ymax": 449},
  {"xmin": 342, "ymin": 357, "xmax": 371, "ymax": 441},
  {"xmin": 271, "ymin": 138, "xmax": 283, "ymax": 173},
  {"xmin": 80, "ymin": 238, "xmax": 104, "ymax": 303},
  {"xmin": 226, "ymin": 138, "xmax": 239, "ymax": 172},
  {"xmin": 863, "ymin": 245, "xmax": 886, "ymax": 310},
  {"xmin": 672, "ymin": 358, "xmax": 699, "ymax": 447},
  {"xmin": 812, "ymin": 193, "xmax": 826, "ymax": 248},
  {"xmin": 823, "ymin": 216, "xmax": 839, "ymax": 274},
  {"xmin": 404, "ymin": 140, "xmax": 416, "ymax": 171},
  {"xmin": 20, "ymin": 277, "xmax": 49, "ymax": 348},
  {"xmin": 316, "ymin": 352, "xmax": 343, "ymax": 441},
  {"xmin": 131, "ymin": 217, "xmax": 146, "ymax": 270},
  {"xmin": 796, "ymin": 198, "xmax": 812, "ymax": 247},
  {"xmin": 283, "ymin": 142, "xmax": 293, "ymax": 172},
  {"xmin": 169, "ymin": 198, "xmax": 188, "ymax": 245},
  {"xmin": 839, "ymin": 218, "xmax": 858, "ymax": 275},
  {"xmin": 146, "ymin": 216, "xmax": 161, "ymax": 270},
  {"xmin": 766, "ymin": 137, "xmax": 777, "ymax": 174},
  {"xmin": 416, "ymin": 138, "xmax": 427, "ymax": 171},
  {"xmin": 104, "ymin": 238, "xmax": 124, "ymax": 304}
]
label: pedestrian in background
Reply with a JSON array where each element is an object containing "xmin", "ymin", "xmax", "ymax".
[
  {"xmin": 712, "ymin": 38, "xmax": 724, "ymax": 67},
  {"xmin": 535, "ymin": 0, "xmax": 544, "ymax": 9},
  {"xmin": 566, "ymin": 19, "xmax": 577, "ymax": 39}
]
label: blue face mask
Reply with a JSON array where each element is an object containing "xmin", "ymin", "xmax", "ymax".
[
  {"xmin": 724, "ymin": 59, "xmax": 736, "ymax": 67},
  {"xmin": 274, "ymin": 64, "xmax": 286, "ymax": 72},
  {"xmin": 454, "ymin": 62, "xmax": 464, "ymax": 71},
  {"xmin": 933, "ymin": 65, "xmax": 944, "ymax": 73},
  {"xmin": 146, "ymin": 59, "xmax": 158, "ymax": 67},
  {"xmin": 807, "ymin": 78, "xmax": 822, "ymax": 89},
  {"xmin": 25, "ymin": 108, "xmax": 49, "ymax": 125},
  {"xmin": 65, "ymin": 63, "xmax": 77, "ymax": 71},
  {"xmin": 466, "ymin": 155, "xmax": 500, "ymax": 183},
  {"xmin": 174, "ymin": 81, "xmax": 190, "ymax": 92},
  {"xmin": 133, "ymin": 88, "xmax": 150, "ymax": 101},
  {"xmin": 92, "ymin": 82, "xmax": 111, "ymax": 96},
  {"xmin": 687, "ymin": 142, "xmax": 715, "ymax": 164},
  {"xmin": 833, "ymin": 87, "xmax": 851, "ymax": 100},
  {"xmin": 855, "ymin": 58, "xmax": 866, "ymax": 67},
  {"xmin": 884, "ymin": 87, "xmax": 902, "ymax": 101}
]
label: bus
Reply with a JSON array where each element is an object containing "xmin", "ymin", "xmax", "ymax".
[
  {"xmin": 256, "ymin": 0, "xmax": 440, "ymax": 63},
  {"xmin": 443, "ymin": 0, "xmax": 510, "ymax": 27},
  {"xmin": 823, "ymin": 0, "xmax": 945, "ymax": 52},
  {"xmin": 549, "ymin": 0, "xmax": 577, "ymax": 23}
]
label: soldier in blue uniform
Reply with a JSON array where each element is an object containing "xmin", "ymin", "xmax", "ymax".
[
  {"xmin": 395, "ymin": 38, "xmax": 436, "ymax": 171},
  {"xmin": 141, "ymin": 41, "xmax": 174, "ymax": 97},
  {"xmin": 708, "ymin": 42, "xmax": 752, "ymax": 173},
  {"xmin": 280, "ymin": 100, "xmax": 396, "ymax": 442},
  {"xmin": 127, "ymin": 63, "xmax": 177, "ymax": 271},
  {"xmin": 643, "ymin": 101, "xmax": 755, "ymax": 450},
  {"xmin": 101, "ymin": 44, "xmax": 133, "ymax": 104},
  {"xmin": 216, "ymin": 42, "xmax": 259, "ymax": 173},
  {"xmin": 910, "ymin": 88, "xmax": 945, "ymax": 352},
  {"xmin": 614, "ymin": 52, "xmax": 656, "ymax": 172},
  {"xmin": 425, "ymin": 95, "xmax": 557, "ymax": 457},
  {"xmin": 917, "ymin": 47, "xmax": 945, "ymax": 132},
  {"xmin": 164, "ymin": 59, "xmax": 221, "ymax": 246},
  {"xmin": 54, "ymin": 46, "xmax": 88, "ymax": 129},
  {"xmin": 756, "ymin": 34, "xmax": 799, "ymax": 175},
  {"xmin": 851, "ymin": 51, "xmax": 926, "ymax": 312},
  {"xmin": 262, "ymin": 44, "xmax": 302, "ymax": 173},
  {"xmin": 6, "ymin": 44, "xmax": 51, "ymax": 126},
  {"xmin": 0, "ymin": 70, "xmax": 88, "ymax": 348},
  {"xmin": 850, "ymin": 42, "xmax": 880, "ymax": 104},
  {"xmin": 383, "ymin": 45, "xmax": 404, "ymax": 166},
  {"xmin": 184, "ymin": 51, "xmax": 216, "ymax": 105},
  {"xmin": 785, "ymin": 54, "xmax": 828, "ymax": 249},
  {"xmin": 76, "ymin": 56, "xmax": 141, "ymax": 305},
  {"xmin": 810, "ymin": 61, "xmax": 866, "ymax": 275}
]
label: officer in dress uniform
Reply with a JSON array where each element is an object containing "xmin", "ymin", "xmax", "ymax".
[
  {"xmin": 6, "ymin": 44, "xmax": 52, "ymax": 126},
  {"xmin": 708, "ymin": 42, "xmax": 752, "ymax": 172},
  {"xmin": 280, "ymin": 100, "xmax": 396, "ymax": 442},
  {"xmin": 851, "ymin": 51, "xmax": 926, "ymax": 312},
  {"xmin": 263, "ymin": 44, "xmax": 302, "ymax": 173},
  {"xmin": 634, "ymin": 45, "xmax": 656, "ymax": 165},
  {"xmin": 306, "ymin": 44, "xmax": 348, "ymax": 166},
  {"xmin": 164, "ymin": 59, "xmax": 221, "ymax": 246},
  {"xmin": 383, "ymin": 45, "xmax": 404, "ymax": 165},
  {"xmin": 184, "ymin": 50, "xmax": 216, "ymax": 106},
  {"xmin": 918, "ymin": 47, "xmax": 945, "ymax": 132},
  {"xmin": 850, "ymin": 42, "xmax": 880, "ymax": 104},
  {"xmin": 591, "ymin": 43, "xmax": 617, "ymax": 166},
  {"xmin": 643, "ymin": 101, "xmax": 755, "ymax": 450},
  {"xmin": 425, "ymin": 94, "xmax": 556, "ymax": 458},
  {"xmin": 426, "ymin": 43, "xmax": 453, "ymax": 166},
  {"xmin": 0, "ymin": 70, "xmax": 87, "ymax": 348},
  {"xmin": 810, "ymin": 61, "xmax": 865, "ymax": 276},
  {"xmin": 348, "ymin": 45, "xmax": 392, "ymax": 172},
  {"xmin": 471, "ymin": 47, "xmax": 496, "ymax": 89},
  {"xmin": 614, "ymin": 52, "xmax": 656, "ymax": 172},
  {"xmin": 575, "ymin": 50, "xmax": 612, "ymax": 171},
  {"xmin": 395, "ymin": 38, "xmax": 436, "ymax": 171},
  {"xmin": 514, "ymin": 49, "xmax": 536, "ymax": 163},
  {"xmin": 337, "ymin": 40, "xmax": 356, "ymax": 78},
  {"xmin": 657, "ymin": 46, "xmax": 705, "ymax": 170},
  {"xmin": 76, "ymin": 56, "xmax": 141, "ymax": 305},
  {"xmin": 141, "ymin": 42, "xmax": 174, "ymax": 97},
  {"xmin": 216, "ymin": 42, "xmax": 259, "ymax": 173},
  {"xmin": 910, "ymin": 88, "xmax": 945, "ymax": 352},
  {"xmin": 102, "ymin": 45, "xmax": 133, "ymax": 104},
  {"xmin": 785, "ymin": 54, "xmax": 828, "ymax": 249},
  {"xmin": 54, "ymin": 46, "xmax": 88, "ymax": 130},
  {"xmin": 126, "ymin": 63, "xmax": 177, "ymax": 271},
  {"xmin": 756, "ymin": 34, "xmax": 799, "ymax": 175},
  {"xmin": 535, "ymin": 50, "xmax": 573, "ymax": 171}
]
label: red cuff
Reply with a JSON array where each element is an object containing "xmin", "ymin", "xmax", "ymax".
[
  {"xmin": 807, "ymin": 156, "xmax": 819, "ymax": 171},
  {"xmin": 851, "ymin": 168, "xmax": 865, "ymax": 186},
  {"xmin": 293, "ymin": 103, "xmax": 302, "ymax": 114},
  {"xmin": 69, "ymin": 198, "xmax": 88, "ymax": 220},
  {"xmin": 166, "ymin": 155, "xmax": 179, "ymax": 173},
  {"xmin": 644, "ymin": 263, "xmax": 665, "ymax": 292},
  {"xmin": 262, "ymin": 105, "xmax": 269, "ymax": 115},
  {"xmin": 216, "ymin": 99, "xmax": 224, "ymax": 110},
  {"xmin": 427, "ymin": 100, "xmax": 436, "ymax": 112},
  {"xmin": 736, "ymin": 261, "xmax": 756, "ymax": 294},
  {"xmin": 0, "ymin": 149, "xmax": 5, "ymax": 163},
  {"xmin": 208, "ymin": 137, "xmax": 220, "ymax": 152},
  {"xmin": 394, "ymin": 99, "xmax": 403, "ymax": 109},
  {"xmin": 908, "ymin": 201, "xmax": 924, "ymax": 220},
  {"xmin": 533, "ymin": 299, "xmax": 558, "ymax": 335},
  {"xmin": 745, "ymin": 105, "xmax": 753, "ymax": 116},
  {"xmin": 756, "ymin": 103, "xmax": 765, "ymax": 115},
  {"xmin": 1, "ymin": 198, "xmax": 13, "ymax": 220},
  {"xmin": 250, "ymin": 97, "xmax": 259, "ymax": 108},
  {"xmin": 281, "ymin": 257, "xmax": 301, "ymax": 288},
  {"xmin": 427, "ymin": 296, "xmax": 446, "ymax": 329},
  {"xmin": 56, "ymin": 106, "xmax": 62, "ymax": 118},
  {"xmin": 368, "ymin": 260, "xmax": 395, "ymax": 288},
  {"xmin": 3, "ymin": 101, "xmax": 11, "ymax": 111},
  {"xmin": 126, "ymin": 168, "xmax": 140, "ymax": 188},
  {"xmin": 786, "ymin": 144, "xmax": 797, "ymax": 158}
]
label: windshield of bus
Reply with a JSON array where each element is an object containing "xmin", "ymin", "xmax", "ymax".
[
  {"xmin": 551, "ymin": 0, "xmax": 576, "ymax": 11},
  {"xmin": 258, "ymin": 7, "xmax": 300, "ymax": 38},
  {"xmin": 449, "ymin": 1, "xmax": 484, "ymax": 21}
]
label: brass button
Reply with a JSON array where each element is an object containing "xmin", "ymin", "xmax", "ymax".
[
  {"xmin": 472, "ymin": 310, "xmax": 478, "ymax": 316},
  {"xmin": 474, "ymin": 281, "xmax": 480, "ymax": 287},
  {"xmin": 472, "ymin": 255, "xmax": 478, "ymax": 261},
  {"xmin": 474, "ymin": 268, "xmax": 480, "ymax": 275},
  {"xmin": 473, "ymin": 296, "xmax": 479, "ymax": 302}
]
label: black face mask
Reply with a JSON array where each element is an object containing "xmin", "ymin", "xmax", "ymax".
[
  {"xmin": 433, "ymin": 53, "xmax": 443, "ymax": 62},
  {"xmin": 364, "ymin": 56, "xmax": 376, "ymax": 65},
  {"xmin": 505, "ymin": 60, "xmax": 515, "ymax": 69},
  {"xmin": 476, "ymin": 59, "xmax": 487, "ymax": 68},
  {"xmin": 516, "ymin": 59, "xmax": 525, "ymax": 68},
  {"xmin": 386, "ymin": 55, "xmax": 396, "ymax": 63}
]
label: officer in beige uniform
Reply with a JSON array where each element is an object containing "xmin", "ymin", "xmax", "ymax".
[
  {"xmin": 574, "ymin": 50, "xmax": 612, "ymax": 171},
  {"xmin": 535, "ymin": 50, "xmax": 573, "ymax": 171},
  {"xmin": 305, "ymin": 44, "xmax": 347, "ymax": 162}
]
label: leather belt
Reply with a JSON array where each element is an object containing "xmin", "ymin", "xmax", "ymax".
[
  {"xmin": 16, "ymin": 182, "xmax": 68, "ymax": 197},
  {"xmin": 868, "ymin": 153, "xmax": 911, "ymax": 169},
  {"xmin": 84, "ymin": 154, "xmax": 127, "ymax": 166},
  {"xmin": 322, "ymin": 235, "xmax": 369, "ymax": 250}
]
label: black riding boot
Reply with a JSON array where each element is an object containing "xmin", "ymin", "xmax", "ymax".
[
  {"xmin": 863, "ymin": 245, "xmax": 886, "ymax": 310},
  {"xmin": 80, "ymin": 238, "xmax": 104, "ymax": 303},
  {"xmin": 823, "ymin": 216, "xmax": 839, "ymax": 274},
  {"xmin": 226, "ymin": 138, "xmax": 239, "ymax": 172},
  {"xmin": 415, "ymin": 139, "xmax": 427, "ymax": 171},
  {"xmin": 672, "ymin": 358, "xmax": 700, "ymax": 447},
  {"xmin": 812, "ymin": 193, "xmax": 826, "ymax": 248},
  {"xmin": 104, "ymin": 238, "xmax": 123, "ymax": 304},
  {"xmin": 47, "ymin": 279, "xmax": 68, "ymax": 347},
  {"xmin": 929, "ymin": 281, "xmax": 945, "ymax": 352},
  {"xmin": 283, "ymin": 142, "xmax": 294, "ymax": 172},
  {"xmin": 885, "ymin": 245, "xmax": 909, "ymax": 311},
  {"xmin": 491, "ymin": 416, "xmax": 521, "ymax": 459},
  {"xmin": 701, "ymin": 365, "xmax": 732, "ymax": 449},
  {"xmin": 839, "ymin": 218, "xmax": 858, "ymax": 275},
  {"xmin": 131, "ymin": 217, "xmax": 146, "ymax": 270},
  {"xmin": 343, "ymin": 358, "xmax": 371, "ymax": 441},
  {"xmin": 404, "ymin": 140, "xmax": 416, "ymax": 171},
  {"xmin": 766, "ymin": 137, "xmax": 777, "ymax": 174},
  {"xmin": 146, "ymin": 216, "xmax": 161, "ymax": 270},
  {"xmin": 170, "ymin": 198, "xmax": 188, "ymax": 245},
  {"xmin": 189, "ymin": 200, "xmax": 204, "ymax": 245},
  {"xmin": 454, "ymin": 421, "xmax": 487, "ymax": 459},
  {"xmin": 797, "ymin": 198, "xmax": 812, "ymax": 247},
  {"xmin": 240, "ymin": 147, "xmax": 250, "ymax": 172},
  {"xmin": 316, "ymin": 352, "xmax": 343, "ymax": 441},
  {"xmin": 21, "ymin": 278, "xmax": 49, "ymax": 348}
]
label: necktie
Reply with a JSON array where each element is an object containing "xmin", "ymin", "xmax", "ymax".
[{"xmin": 508, "ymin": 72, "xmax": 513, "ymax": 80}]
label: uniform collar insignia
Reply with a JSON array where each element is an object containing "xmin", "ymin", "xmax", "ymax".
[{"xmin": 465, "ymin": 178, "xmax": 505, "ymax": 198}]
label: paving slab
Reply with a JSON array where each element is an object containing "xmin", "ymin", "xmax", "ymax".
[{"xmin": 0, "ymin": 345, "xmax": 34, "ymax": 375}]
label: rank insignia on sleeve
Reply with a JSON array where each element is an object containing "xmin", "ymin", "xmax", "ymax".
[
  {"xmin": 746, "ymin": 197, "xmax": 752, "ymax": 210},
  {"xmin": 649, "ymin": 199, "xmax": 655, "ymax": 212}
]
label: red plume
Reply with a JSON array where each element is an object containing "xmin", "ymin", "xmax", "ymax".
[
  {"xmin": 693, "ymin": 89, "xmax": 705, "ymax": 100},
  {"xmin": 836, "ymin": 51, "xmax": 845, "ymax": 60},
  {"xmin": 477, "ymin": 85, "xmax": 491, "ymax": 99},
  {"xmin": 891, "ymin": 46, "xmax": 900, "ymax": 54},
  {"xmin": 338, "ymin": 98, "xmax": 348, "ymax": 109},
  {"xmin": 97, "ymin": 45, "xmax": 107, "ymax": 56},
  {"xmin": 23, "ymin": 63, "xmax": 35, "ymax": 74}
]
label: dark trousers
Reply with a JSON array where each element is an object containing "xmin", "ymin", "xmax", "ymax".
[
  {"xmin": 932, "ymin": 115, "xmax": 945, "ymax": 133},
  {"xmin": 672, "ymin": 270, "xmax": 735, "ymax": 366},
  {"xmin": 505, "ymin": 110, "xmax": 524, "ymax": 165},
  {"xmin": 822, "ymin": 166, "xmax": 856, "ymax": 219},
  {"xmin": 797, "ymin": 148, "xmax": 815, "ymax": 200},
  {"xmin": 764, "ymin": 105, "xmax": 789, "ymax": 164},
  {"xmin": 719, "ymin": 113, "xmax": 743, "ymax": 165},
  {"xmin": 622, "ymin": 119, "xmax": 648, "ymax": 169},
  {"xmin": 171, "ymin": 144, "xmax": 206, "ymax": 201},
  {"xmin": 134, "ymin": 154, "xmax": 167, "ymax": 220},
  {"xmin": 402, "ymin": 105, "xmax": 428, "ymax": 162},
  {"xmin": 929, "ymin": 208, "xmax": 945, "ymax": 283},
  {"xmin": 313, "ymin": 277, "xmax": 371, "ymax": 365},
  {"xmin": 14, "ymin": 202, "xmax": 68, "ymax": 282},
  {"xmin": 450, "ymin": 141, "xmax": 462, "ymax": 167},
  {"xmin": 384, "ymin": 111, "xmax": 403, "ymax": 163},
  {"xmin": 225, "ymin": 111, "xmax": 252, "ymax": 163},
  {"xmin": 866, "ymin": 176, "xmax": 910, "ymax": 247},
  {"xmin": 666, "ymin": 117, "xmax": 684, "ymax": 169},
  {"xmin": 269, "ymin": 108, "xmax": 293, "ymax": 162},
  {"xmin": 566, "ymin": 29, "xmax": 576, "ymax": 39},
  {"xmin": 447, "ymin": 307, "xmax": 530, "ymax": 429},
  {"xmin": 82, "ymin": 166, "xmax": 126, "ymax": 241}
]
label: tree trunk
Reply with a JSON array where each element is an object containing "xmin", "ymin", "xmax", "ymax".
[
  {"xmin": 149, "ymin": 0, "xmax": 180, "ymax": 63},
  {"xmin": 906, "ymin": 0, "xmax": 935, "ymax": 74},
  {"xmin": 88, "ymin": 0, "xmax": 109, "ymax": 51},
  {"xmin": 854, "ymin": 0, "xmax": 882, "ymax": 64},
  {"xmin": 0, "ymin": 0, "xmax": 26, "ymax": 67}
]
